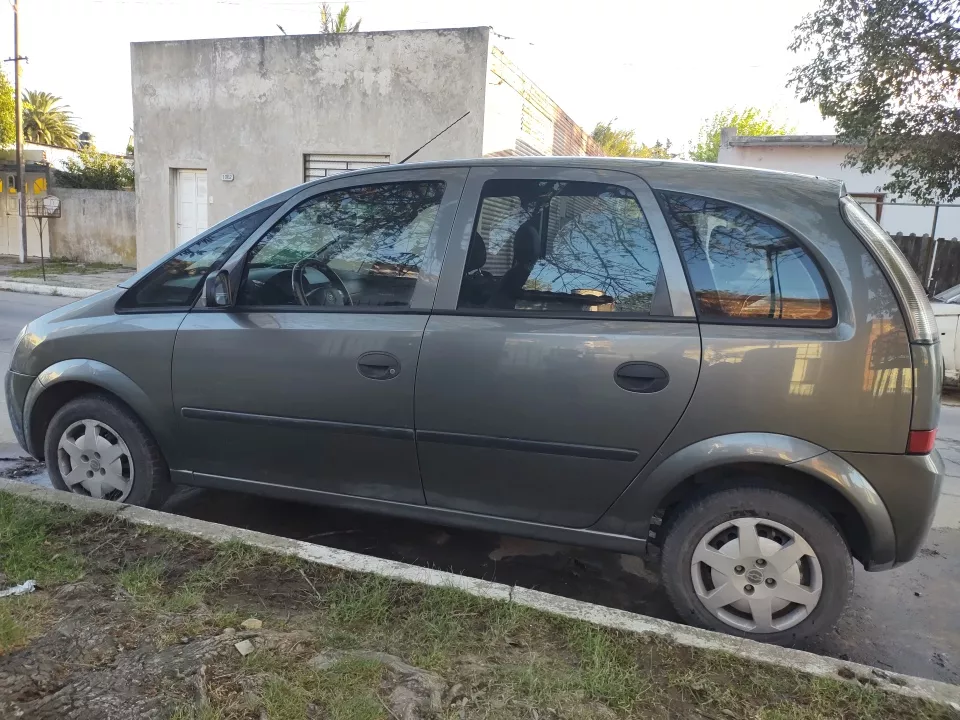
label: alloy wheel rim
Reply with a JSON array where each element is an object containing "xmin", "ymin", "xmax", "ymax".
[
  {"xmin": 57, "ymin": 419, "xmax": 135, "ymax": 502},
  {"xmin": 690, "ymin": 517, "xmax": 822, "ymax": 633}
]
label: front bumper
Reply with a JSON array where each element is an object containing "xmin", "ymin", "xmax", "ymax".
[
  {"xmin": 4, "ymin": 369, "xmax": 34, "ymax": 454},
  {"xmin": 837, "ymin": 449, "xmax": 944, "ymax": 567}
]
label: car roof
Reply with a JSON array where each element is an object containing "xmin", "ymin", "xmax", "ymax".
[{"xmin": 296, "ymin": 156, "xmax": 845, "ymax": 210}]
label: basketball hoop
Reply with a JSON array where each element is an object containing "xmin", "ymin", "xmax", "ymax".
[
  {"xmin": 22, "ymin": 195, "xmax": 61, "ymax": 281},
  {"xmin": 22, "ymin": 194, "xmax": 61, "ymax": 218}
]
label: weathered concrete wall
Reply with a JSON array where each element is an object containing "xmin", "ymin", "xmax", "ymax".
[
  {"xmin": 482, "ymin": 46, "xmax": 602, "ymax": 158},
  {"xmin": 132, "ymin": 28, "xmax": 490, "ymax": 268},
  {"xmin": 49, "ymin": 189, "xmax": 137, "ymax": 266}
]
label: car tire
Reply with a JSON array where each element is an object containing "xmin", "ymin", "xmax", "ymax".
[
  {"xmin": 660, "ymin": 486, "xmax": 853, "ymax": 644},
  {"xmin": 44, "ymin": 393, "xmax": 172, "ymax": 509}
]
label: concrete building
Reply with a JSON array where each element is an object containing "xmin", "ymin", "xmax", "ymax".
[
  {"xmin": 717, "ymin": 129, "xmax": 960, "ymax": 240},
  {"xmin": 131, "ymin": 27, "xmax": 601, "ymax": 268}
]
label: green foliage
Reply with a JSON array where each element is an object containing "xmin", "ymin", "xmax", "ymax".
[
  {"xmin": 689, "ymin": 107, "xmax": 793, "ymax": 163},
  {"xmin": 789, "ymin": 0, "xmax": 960, "ymax": 203},
  {"xmin": 0, "ymin": 71, "xmax": 16, "ymax": 147},
  {"xmin": 55, "ymin": 147, "xmax": 134, "ymax": 190},
  {"xmin": 22, "ymin": 90, "xmax": 79, "ymax": 149},
  {"xmin": 320, "ymin": 2, "xmax": 361, "ymax": 33},
  {"xmin": 591, "ymin": 120, "xmax": 674, "ymax": 159}
]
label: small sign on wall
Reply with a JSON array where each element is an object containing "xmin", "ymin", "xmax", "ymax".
[{"xmin": 220, "ymin": 173, "xmax": 235, "ymax": 182}]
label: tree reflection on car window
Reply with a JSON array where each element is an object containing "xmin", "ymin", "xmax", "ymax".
[
  {"xmin": 458, "ymin": 179, "xmax": 663, "ymax": 314},
  {"xmin": 239, "ymin": 182, "xmax": 445, "ymax": 308},
  {"xmin": 660, "ymin": 192, "xmax": 834, "ymax": 323}
]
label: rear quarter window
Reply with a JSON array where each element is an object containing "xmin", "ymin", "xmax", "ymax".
[{"xmin": 658, "ymin": 191, "xmax": 835, "ymax": 325}]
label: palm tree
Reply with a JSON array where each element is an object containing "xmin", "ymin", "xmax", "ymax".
[
  {"xmin": 22, "ymin": 90, "xmax": 79, "ymax": 149},
  {"xmin": 320, "ymin": 3, "xmax": 361, "ymax": 33}
]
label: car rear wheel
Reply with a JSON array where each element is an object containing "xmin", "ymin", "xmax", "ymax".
[
  {"xmin": 44, "ymin": 393, "xmax": 172, "ymax": 508},
  {"xmin": 661, "ymin": 486, "xmax": 853, "ymax": 644}
]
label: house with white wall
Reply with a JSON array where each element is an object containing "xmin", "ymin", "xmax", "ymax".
[
  {"xmin": 717, "ymin": 129, "xmax": 959, "ymax": 241},
  {"xmin": 131, "ymin": 27, "xmax": 601, "ymax": 268}
]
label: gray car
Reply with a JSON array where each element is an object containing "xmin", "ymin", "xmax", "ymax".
[{"xmin": 4, "ymin": 158, "xmax": 943, "ymax": 643}]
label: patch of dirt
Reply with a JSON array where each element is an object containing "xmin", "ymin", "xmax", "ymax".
[
  {"xmin": 0, "ymin": 457, "xmax": 45, "ymax": 480},
  {"xmin": 0, "ymin": 555, "xmax": 318, "ymax": 720}
]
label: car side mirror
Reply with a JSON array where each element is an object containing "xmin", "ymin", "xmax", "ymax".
[{"xmin": 205, "ymin": 269, "xmax": 233, "ymax": 308}]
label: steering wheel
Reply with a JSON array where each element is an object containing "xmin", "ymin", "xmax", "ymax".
[{"xmin": 291, "ymin": 257, "xmax": 353, "ymax": 307}]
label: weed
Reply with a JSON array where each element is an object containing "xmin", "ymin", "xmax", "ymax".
[
  {"xmin": 0, "ymin": 494, "xmax": 84, "ymax": 585},
  {"xmin": 168, "ymin": 702, "xmax": 226, "ymax": 720},
  {"xmin": 255, "ymin": 654, "xmax": 385, "ymax": 720},
  {"xmin": 118, "ymin": 558, "xmax": 166, "ymax": 606},
  {"xmin": 326, "ymin": 574, "xmax": 393, "ymax": 630},
  {"xmin": 0, "ymin": 595, "xmax": 50, "ymax": 654}
]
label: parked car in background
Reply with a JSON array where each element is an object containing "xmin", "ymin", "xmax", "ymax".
[
  {"xmin": 932, "ymin": 284, "xmax": 960, "ymax": 387},
  {"xmin": 4, "ymin": 158, "xmax": 944, "ymax": 644}
]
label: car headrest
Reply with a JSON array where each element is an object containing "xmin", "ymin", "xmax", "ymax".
[
  {"xmin": 465, "ymin": 232, "xmax": 487, "ymax": 273},
  {"xmin": 513, "ymin": 221, "xmax": 540, "ymax": 266}
]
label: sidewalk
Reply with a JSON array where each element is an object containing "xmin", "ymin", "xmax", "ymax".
[{"xmin": 0, "ymin": 255, "xmax": 134, "ymax": 294}]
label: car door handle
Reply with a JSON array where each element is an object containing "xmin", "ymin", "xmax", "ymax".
[
  {"xmin": 615, "ymin": 362, "xmax": 669, "ymax": 393},
  {"xmin": 357, "ymin": 351, "xmax": 401, "ymax": 380}
]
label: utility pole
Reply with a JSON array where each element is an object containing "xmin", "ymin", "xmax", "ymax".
[{"xmin": 12, "ymin": 0, "xmax": 26, "ymax": 263}]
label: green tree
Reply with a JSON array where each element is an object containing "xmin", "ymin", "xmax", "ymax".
[
  {"xmin": 591, "ymin": 120, "xmax": 674, "ymax": 159},
  {"xmin": 22, "ymin": 90, "xmax": 79, "ymax": 148},
  {"xmin": 55, "ymin": 147, "xmax": 133, "ymax": 190},
  {"xmin": 689, "ymin": 108, "xmax": 793, "ymax": 163},
  {"xmin": 789, "ymin": 0, "xmax": 960, "ymax": 203},
  {"xmin": 320, "ymin": 2, "xmax": 361, "ymax": 33},
  {"xmin": 0, "ymin": 71, "xmax": 16, "ymax": 147}
]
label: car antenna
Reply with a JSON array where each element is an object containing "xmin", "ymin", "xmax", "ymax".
[{"xmin": 398, "ymin": 111, "xmax": 470, "ymax": 164}]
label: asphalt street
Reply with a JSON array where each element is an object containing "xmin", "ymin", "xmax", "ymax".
[{"xmin": 1, "ymin": 289, "xmax": 958, "ymax": 683}]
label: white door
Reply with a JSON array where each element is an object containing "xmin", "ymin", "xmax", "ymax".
[{"xmin": 176, "ymin": 169, "xmax": 208, "ymax": 246}]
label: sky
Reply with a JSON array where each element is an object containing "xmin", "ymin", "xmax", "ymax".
[{"xmin": 0, "ymin": 0, "xmax": 834, "ymax": 154}]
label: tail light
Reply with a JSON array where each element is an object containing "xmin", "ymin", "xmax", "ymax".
[{"xmin": 907, "ymin": 429, "xmax": 937, "ymax": 455}]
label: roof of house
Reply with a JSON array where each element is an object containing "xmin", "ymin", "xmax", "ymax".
[{"xmin": 727, "ymin": 134, "xmax": 863, "ymax": 148}]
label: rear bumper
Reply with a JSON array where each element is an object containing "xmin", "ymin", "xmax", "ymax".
[
  {"xmin": 4, "ymin": 369, "xmax": 34, "ymax": 454},
  {"xmin": 837, "ymin": 449, "xmax": 944, "ymax": 568}
]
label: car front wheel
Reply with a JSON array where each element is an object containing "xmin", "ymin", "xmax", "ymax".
[
  {"xmin": 44, "ymin": 393, "xmax": 172, "ymax": 508},
  {"xmin": 661, "ymin": 486, "xmax": 853, "ymax": 644}
]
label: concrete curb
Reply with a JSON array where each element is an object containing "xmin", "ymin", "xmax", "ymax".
[
  {"xmin": 3, "ymin": 479, "xmax": 959, "ymax": 710},
  {"xmin": 0, "ymin": 279, "xmax": 98, "ymax": 298}
]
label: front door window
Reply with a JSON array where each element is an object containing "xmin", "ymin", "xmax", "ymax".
[{"xmin": 238, "ymin": 181, "xmax": 446, "ymax": 308}]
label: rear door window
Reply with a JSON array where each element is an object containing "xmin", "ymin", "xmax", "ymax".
[
  {"xmin": 458, "ymin": 179, "xmax": 665, "ymax": 315},
  {"xmin": 659, "ymin": 191, "xmax": 834, "ymax": 324}
]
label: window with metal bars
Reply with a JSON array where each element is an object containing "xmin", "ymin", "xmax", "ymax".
[{"xmin": 303, "ymin": 153, "xmax": 390, "ymax": 182}]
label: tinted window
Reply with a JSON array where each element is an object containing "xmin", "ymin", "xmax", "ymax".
[
  {"xmin": 458, "ymin": 179, "xmax": 663, "ymax": 314},
  {"xmin": 238, "ymin": 182, "xmax": 445, "ymax": 308},
  {"xmin": 660, "ymin": 192, "xmax": 833, "ymax": 323},
  {"xmin": 119, "ymin": 205, "xmax": 277, "ymax": 309}
]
